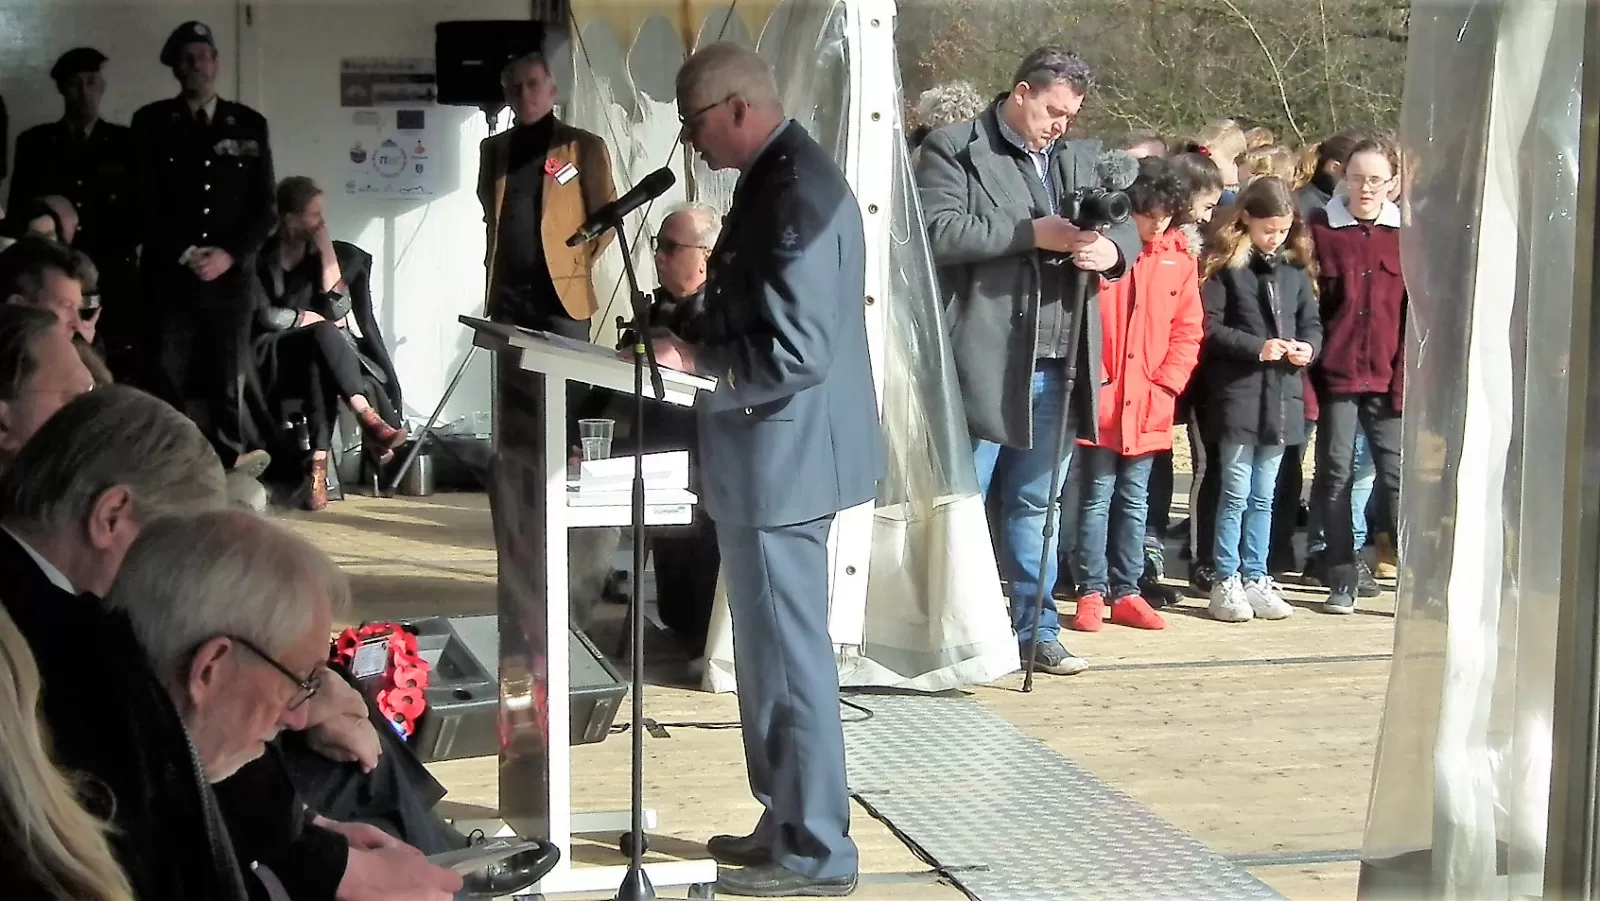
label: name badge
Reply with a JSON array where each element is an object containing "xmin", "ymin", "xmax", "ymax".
[{"xmin": 554, "ymin": 162, "xmax": 579, "ymax": 185}]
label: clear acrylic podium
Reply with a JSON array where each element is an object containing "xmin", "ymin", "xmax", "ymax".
[{"xmin": 460, "ymin": 316, "xmax": 719, "ymax": 897}]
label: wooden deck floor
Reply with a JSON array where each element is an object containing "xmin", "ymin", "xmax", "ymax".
[{"xmin": 286, "ymin": 492, "xmax": 1392, "ymax": 900}]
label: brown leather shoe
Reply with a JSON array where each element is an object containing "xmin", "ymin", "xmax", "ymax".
[
  {"xmin": 307, "ymin": 456, "xmax": 329, "ymax": 511},
  {"xmin": 357, "ymin": 409, "xmax": 408, "ymax": 452}
]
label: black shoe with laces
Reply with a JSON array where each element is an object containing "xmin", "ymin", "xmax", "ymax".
[{"xmin": 1357, "ymin": 559, "xmax": 1382, "ymax": 598}]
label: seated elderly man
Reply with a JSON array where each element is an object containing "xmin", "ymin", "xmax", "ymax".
[
  {"xmin": 612, "ymin": 203, "xmax": 722, "ymax": 656},
  {"xmin": 0, "ymin": 303, "xmax": 94, "ymax": 468},
  {"xmin": 0, "ymin": 386, "xmax": 463, "ymax": 901},
  {"xmin": 105, "ymin": 510, "xmax": 343, "ymax": 782}
]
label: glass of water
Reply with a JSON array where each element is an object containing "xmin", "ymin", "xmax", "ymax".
[{"xmin": 579, "ymin": 418, "xmax": 614, "ymax": 461}]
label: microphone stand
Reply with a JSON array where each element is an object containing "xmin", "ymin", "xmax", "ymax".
[
  {"xmin": 1022, "ymin": 258, "xmax": 1093, "ymax": 693},
  {"xmin": 607, "ymin": 222, "xmax": 665, "ymax": 901}
]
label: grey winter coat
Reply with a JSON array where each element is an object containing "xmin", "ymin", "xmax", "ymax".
[{"xmin": 916, "ymin": 104, "xmax": 1143, "ymax": 449}]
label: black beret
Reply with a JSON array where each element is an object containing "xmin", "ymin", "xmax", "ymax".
[
  {"xmin": 160, "ymin": 21, "xmax": 216, "ymax": 68},
  {"xmin": 50, "ymin": 47, "xmax": 107, "ymax": 83}
]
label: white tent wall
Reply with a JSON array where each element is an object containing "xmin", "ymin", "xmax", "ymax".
[
  {"xmin": 563, "ymin": 0, "xmax": 1017, "ymax": 691},
  {"xmin": 1358, "ymin": 0, "xmax": 1587, "ymax": 897}
]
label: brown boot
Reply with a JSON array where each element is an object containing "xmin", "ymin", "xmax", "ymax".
[
  {"xmin": 357, "ymin": 409, "xmax": 408, "ymax": 452},
  {"xmin": 306, "ymin": 456, "xmax": 329, "ymax": 512}
]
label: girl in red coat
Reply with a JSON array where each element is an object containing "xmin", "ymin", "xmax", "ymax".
[{"xmin": 1070, "ymin": 158, "xmax": 1204, "ymax": 632}]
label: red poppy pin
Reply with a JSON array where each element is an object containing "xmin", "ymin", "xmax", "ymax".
[{"xmin": 544, "ymin": 158, "xmax": 562, "ymax": 176}]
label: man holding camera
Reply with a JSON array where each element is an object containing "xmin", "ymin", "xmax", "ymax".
[{"xmin": 916, "ymin": 46, "xmax": 1142, "ymax": 677}]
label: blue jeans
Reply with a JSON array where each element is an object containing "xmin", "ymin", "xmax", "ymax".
[
  {"xmin": 1072, "ymin": 447, "xmax": 1155, "ymax": 599},
  {"xmin": 1307, "ymin": 428, "xmax": 1375, "ymax": 554},
  {"xmin": 974, "ymin": 364, "xmax": 1073, "ymax": 646},
  {"xmin": 1213, "ymin": 442, "xmax": 1286, "ymax": 581}
]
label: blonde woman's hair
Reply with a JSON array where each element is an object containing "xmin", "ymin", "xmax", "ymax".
[
  {"xmin": 0, "ymin": 606, "xmax": 135, "ymax": 901},
  {"xmin": 1243, "ymin": 126, "xmax": 1277, "ymax": 150},
  {"xmin": 1192, "ymin": 119, "xmax": 1249, "ymax": 167},
  {"xmin": 1239, "ymin": 145, "xmax": 1300, "ymax": 186}
]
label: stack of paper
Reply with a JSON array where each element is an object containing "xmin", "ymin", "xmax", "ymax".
[{"xmin": 572, "ymin": 450, "xmax": 689, "ymax": 503}]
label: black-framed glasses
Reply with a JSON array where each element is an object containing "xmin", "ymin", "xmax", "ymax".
[
  {"xmin": 651, "ymin": 236, "xmax": 710, "ymax": 254},
  {"xmin": 678, "ymin": 93, "xmax": 736, "ymax": 129},
  {"xmin": 225, "ymin": 634, "xmax": 322, "ymax": 711}
]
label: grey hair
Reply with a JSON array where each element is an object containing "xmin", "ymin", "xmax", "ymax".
[
  {"xmin": 664, "ymin": 202, "xmax": 722, "ymax": 248},
  {"xmin": 676, "ymin": 41, "xmax": 781, "ymax": 112},
  {"xmin": 500, "ymin": 52, "xmax": 551, "ymax": 85},
  {"xmin": 104, "ymin": 510, "xmax": 351, "ymax": 691},
  {"xmin": 1013, "ymin": 46, "xmax": 1095, "ymax": 95},
  {"xmin": 915, "ymin": 81, "xmax": 986, "ymax": 130},
  {"xmin": 0, "ymin": 385, "xmax": 227, "ymax": 533}
]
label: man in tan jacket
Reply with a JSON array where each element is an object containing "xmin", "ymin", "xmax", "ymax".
[{"xmin": 478, "ymin": 52, "xmax": 616, "ymax": 341}]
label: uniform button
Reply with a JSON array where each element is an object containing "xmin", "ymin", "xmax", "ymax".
[
  {"xmin": 204, "ymin": 160, "xmax": 212, "ymax": 167},
  {"xmin": 1128, "ymin": 352, "xmax": 1135, "ymax": 359},
  {"xmin": 201, "ymin": 232, "xmax": 209, "ymax": 240},
  {"xmin": 203, "ymin": 208, "xmax": 211, "ymax": 215},
  {"xmin": 204, "ymin": 184, "xmax": 212, "ymax": 191},
  {"xmin": 1125, "ymin": 400, "xmax": 1133, "ymax": 407},
  {"xmin": 744, "ymin": 407, "xmax": 753, "ymax": 415}
]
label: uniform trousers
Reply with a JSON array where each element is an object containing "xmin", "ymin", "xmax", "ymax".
[{"xmin": 717, "ymin": 513, "xmax": 858, "ymax": 880}]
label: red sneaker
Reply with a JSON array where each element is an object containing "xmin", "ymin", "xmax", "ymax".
[
  {"xmin": 1110, "ymin": 595, "xmax": 1167, "ymax": 630},
  {"xmin": 1070, "ymin": 593, "xmax": 1106, "ymax": 632}
]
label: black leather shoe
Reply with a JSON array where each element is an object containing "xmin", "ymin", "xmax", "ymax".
[
  {"xmin": 717, "ymin": 863, "xmax": 858, "ymax": 897},
  {"xmin": 461, "ymin": 840, "xmax": 561, "ymax": 899},
  {"xmin": 707, "ymin": 833, "xmax": 771, "ymax": 867}
]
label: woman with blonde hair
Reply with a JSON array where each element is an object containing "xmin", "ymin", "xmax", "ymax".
[
  {"xmin": 0, "ymin": 606, "xmax": 134, "ymax": 901},
  {"xmin": 1187, "ymin": 118, "xmax": 1250, "ymax": 199},
  {"xmin": 1239, "ymin": 145, "xmax": 1300, "ymax": 186}
]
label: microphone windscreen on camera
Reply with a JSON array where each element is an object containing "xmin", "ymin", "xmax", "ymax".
[{"xmin": 1096, "ymin": 149, "xmax": 1140, "ymax": 190}]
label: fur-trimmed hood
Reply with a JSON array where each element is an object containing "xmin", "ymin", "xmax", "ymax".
[{"xmin": 1177, "ymin": 222, "xmax": 1204, "ymax": 259}]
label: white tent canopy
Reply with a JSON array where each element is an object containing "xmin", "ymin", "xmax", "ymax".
[{"xmin": 559, "ymin": 0, "xmax": 1018, "ymax": 691}]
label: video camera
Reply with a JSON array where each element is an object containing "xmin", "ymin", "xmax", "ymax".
[{"xmin": 1061, "ymin": 186, "xmax": 1131, "ymax": 232}]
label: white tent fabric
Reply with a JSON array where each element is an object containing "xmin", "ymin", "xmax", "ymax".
[
  {"xmin": 561, "ymin": 0, "xmax": 1018, "ymax": 692},
  {"xmin": 1358, "ymin": 0, "xmax": 1585, "ymax": 896}
]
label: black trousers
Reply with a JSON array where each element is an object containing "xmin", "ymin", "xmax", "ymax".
[
  {"xmin": 651, "ymin": 512, "xmax": 720, "ymax": 656},
  {"xmin": 1312, "ymin": 393, "xmax": 1403, "ymax": 579},
  {"xmin": 1270, "ymin": 442, "xmax": 1306, "ymax": 572},
  {"xmin": 146, "ymin": 263, "xmax": 257, "ymax": 467},
  {"xmin": 1145, "ymin": 450, "xmax": 1174, "ymax": 539},
  {"xmin": 264, "ymin": 324, "xmax": 368, "ymax": 452}
]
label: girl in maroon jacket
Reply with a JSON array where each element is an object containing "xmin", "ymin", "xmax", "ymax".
[{"xmin": 1306, "ymin": 139, "xmax": 1406, "ymax": 614}]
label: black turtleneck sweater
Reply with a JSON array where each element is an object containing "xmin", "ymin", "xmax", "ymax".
[{"xmin": 496, "ymin": 114, "xmax": 557, "ymax": 310}]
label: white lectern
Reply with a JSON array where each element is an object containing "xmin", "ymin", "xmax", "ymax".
[{"xmin": 462, "ymin": 316, "xmax": 719, "ymax": 897}]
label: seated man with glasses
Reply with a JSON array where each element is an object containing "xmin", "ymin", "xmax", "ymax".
[{"xmin": 611, "ymin": 204, "xmax": 721, "ymax": 658}]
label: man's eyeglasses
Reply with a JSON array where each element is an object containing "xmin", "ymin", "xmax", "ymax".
[
  {"xmin": 679, "ymin": 94, "xmax": 736, "ymax": 130},
  {"xmin": 651, "ymin": 236, "xmax": 710, "ymax": 254},
  {"xmin": 224, "ymin": 634, "xmax": 322, "ymax": 711}
]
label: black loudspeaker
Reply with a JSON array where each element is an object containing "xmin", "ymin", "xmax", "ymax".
[
  {"xmin": 434, "ymin": 20, "xmax": 547, "ymax": 108},
  {"xmin": 401, "ymin": 614, "xmax": 626, "ymax": 763}
]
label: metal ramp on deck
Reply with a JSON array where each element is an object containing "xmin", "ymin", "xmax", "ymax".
[{"xmin": 843, "ymin": 692, "xmax": 1283, "ymax": 901}]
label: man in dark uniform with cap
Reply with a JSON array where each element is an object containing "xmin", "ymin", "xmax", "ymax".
[
  {"xmin": 132, "ymin": 21, "xmax": 274, "ymax": 473},
  {"xmin": 10, "ymin": 48, "xmax": 142, "ymax": 379}
]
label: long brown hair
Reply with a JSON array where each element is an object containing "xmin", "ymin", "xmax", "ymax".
[
  {"xmin": 0, "ymin": 606, "xmax": 135, "ymax": 901},
  {"xmin": 1199, "ymin": 176, "xmax": 1316, "ymax": 282}
]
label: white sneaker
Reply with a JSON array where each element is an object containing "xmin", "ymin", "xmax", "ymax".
[
  {"xmin": 1208, "ymin": 574, "xmax": 1253, "ymax": 622},
  {"xmin": 1244, "ymin": 576, "xmax": 1294, "ymax": 620}
]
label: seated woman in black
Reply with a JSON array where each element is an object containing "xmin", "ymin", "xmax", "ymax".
[{"xmin": 253, "ymin": 177, "xmax": 407, "ymax": 510}]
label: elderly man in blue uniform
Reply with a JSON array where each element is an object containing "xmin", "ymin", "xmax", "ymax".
[
  {"xmin": 653, "ymin": 42, "xmax": 881, "ymax": 899},
  {"xmin": 132, "ymin": 21, "xmax": 274, "ymax": 475},
  {"xmin": 10, "ymin": 48, "xmax": 142, "ymax": 378},
  {"xmin": 916, "ymin": 46, "xmax": 1142, "ymax": 677}
]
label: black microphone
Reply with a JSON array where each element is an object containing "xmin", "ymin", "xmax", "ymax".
[{"xmin": 566, "ymin": 167, "xmax": 677, "ymax": 247}]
